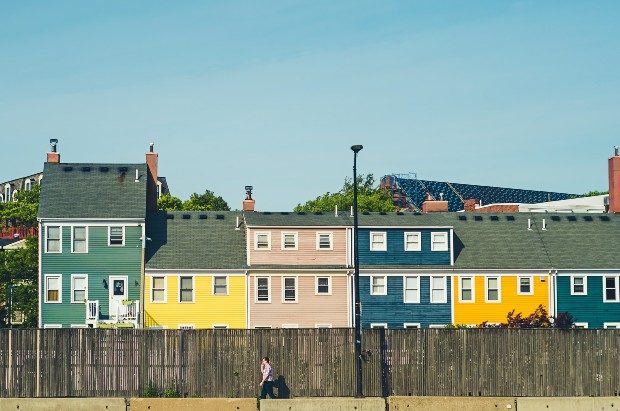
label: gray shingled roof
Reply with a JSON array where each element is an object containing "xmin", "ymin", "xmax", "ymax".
[
  {"xmin": 244, "ymin": 211, "xmax": 352, "ymax": 226},
  {"xmin": 38, "ymin": 163, "xmax": 147, "ymax": 219},
  {"xmin": 145, "ymin": 211, "xmax": 247, "ymax": 270}
]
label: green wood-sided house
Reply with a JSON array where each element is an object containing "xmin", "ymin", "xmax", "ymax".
[{"xmin": 38, "ymin": 145, "xmax": 159, "ymax": 328}]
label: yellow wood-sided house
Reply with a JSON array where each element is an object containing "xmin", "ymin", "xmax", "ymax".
[{"xmin": 144, "ymin": 211, "xmax": 247, "ymax": 329}]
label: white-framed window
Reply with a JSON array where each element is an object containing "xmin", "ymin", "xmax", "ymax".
[
  {"xmin": 70, "ymin": 274, "xmax": 88, "ymax": 303},
  {"xmin": 315, "ymin": 276, "xmax": 331, "ymax": 295},
  {"xmin": 370, "ymin": 231, "xmax": 387, "ymax": 251},
  {"xmin": 151, "ymin": 276, "xmax": 167, "ymax": 303},
  {"xmin": 604, "ymin": 276, "xmax": 619, "ymax": 302},
  {"xmin": 45, "ymin": 225, "xmax": 62, "ymax": 253},
  {"xmin": 281, "ymin": 232, "xmax": 298, "ymax": 250},
  {"xmin": 370, "ymin": 276, "xmax": 387, "ymax": 295},
  {"xmin": 571, "ymin": 276, "xmax": 587, "ymax": 295},
  {"xmin": 459, "ymin": 277, "xmax": 474, "ymax": 303},
  {"xmin": 213, "ymin": 276, "xmax": 228, "ymax": 295},
  {"xmin": 43, "ymin": 324, "xmax": 62, "ymax": 329},
  {"xmin": 4, "ymin": 184, "xmax": 11, "ymax": 203},
  {"xmin": 178, "ymin": 324, "xmax": 195, "ymax": 330},
  {"xmin": 213, "ymin": 324, "xmax": 229, "ymax": 329},
  {"xmin": 429, "ymin": 324, "xmax": 446, "ymax": 329},
  {"xmin": 430, "ymin": 232, "xmax": 448, "ymax": 251},
  {"xmin": 282, "ymin": 277, "xmax": 298, "ymax": 303},
  {"xmin": 403, "ymin": 323, "xmax": 421, "ymax": 329},
  {"xmin": 403, "ymin": 276, "xmax": 420, "ymax": 303},
  {"xmin": 24, "ymin": 179, "xmax": 32, "ymax": 191},
  {"xmin": 256, "ymin": 277, "xmax": 270, "ymax": 302},
  {"xmin": 282, "ymin": 324, "xmax": 299, "ymax": 328},
  {"xmin": 430, "ymin": 276, "xmax": 447, "ymax": 303},
  {"xmin": 404, "ymin": 232, "xmax": 421, "ymax": 251},
  {"xmin": 315, "ymin": 324, "xmax": 333, "ymax": 328},
  {"xmin": 179, "ymin": 276, "xmax": 194, "ymax": 303},
  {"xmin": 316, "ymin": 232, "xmax": 333, "ymax": 250},
  {"xmin": 574, "ymin": 322, "xmax": 588, "ymax": 329},
  {"xmin": 70, "ymin": 324, "xmax": 88, "ymax": 329},
  {"xmin": 370, "ymin": 323, "xmax": 388, "ymax": 329},
  {"xmin": 485, "ymin": 277, "xmax": 501, "ymax": 302},
  {"xmin": 255, "ymin": 232, "xmax": 271, "ymax": 250},
  {"xmin": 254, "ymin": 325, "xmax": 272, "ymax": 329},
  {"xmin": 108, "ymin": 226, "xmax": 125, "ymax": 246},
  {"xmin": 44, "ymin": 274, "xmax": 62, "ymax": 303},
  {"xmin": 603, "ymin": 323, "xmax": 620, "ymax": 329},
  {"xmin": 71, "ymin": 226, "xmax": 88, "ymax": 253},
  {"xmin": 517, "ymin": 276, "xmax": 533, "ymax": 295}
]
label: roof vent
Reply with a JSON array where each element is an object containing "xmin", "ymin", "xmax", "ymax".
[
  {"xmin": 600, "ymin": 215, "xmax": 610, "ymax": 221},
  {"xmin": 551, "ymin": 216, "xmax": 561, "ymax": 221},
  {"xmin": 567, "ymin": 215, "xmax": 577, "ymax": 222},
  {"xmin": 166, "ymin": 214, "xmax": 174, "ymax": 220},
  {"xmin": 584, "ymin": 215, "xmax": 593, "ymax": 222},
  {"xmin": 81, "ymin": 166, "xmax": 91, "ymax": 172},
  {"xmin": 314, "ymin": 212, "xmax": 324, "ymax": 215},
  {"xmin": 216, "ymin": 214, "xmax": 225, "ymax": 220},
  {"xmin": 458, "ymin": 215, "xmax": 467, "ymax": 221},
  {"xmin": 199, "ymin": 214, "xmax": 207, "ymax": 219},
  {"xmin": 506, "ymin": 215, "xmax": 515, "ymax": 221},
  {"xmin": 474, "ymin": 215, "xmax": 483, "ymax": 221},
  {"xmin": 63, "ymin": 166, "xmax": 73, "ymax": 172},
  {"xmin": 182, "ymin": 214, "xmax": 191, "ymax": 220},
  {"xmin": 99, "ymin": 166, "xmax": 109, "ymax": 172},
  {"xmin": 118, "ymin": 167, "xmax": 128, "ymax": 173},
  {"xmin": 490, "ymin": 215, "xmax": 499, "ymax": 221}
]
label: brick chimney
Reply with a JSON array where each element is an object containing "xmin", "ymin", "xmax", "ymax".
[
  {"xmin": 463, "ymin": 199, "xmax": 479, "ymax": 212},
  {"xmin": 422, "ymin": 193, "xmax": 448, "ymax": 213},
  {"xmin": 146, "ymin": 143, "xmax": 158, "ymax": 212},
  {"xmin": 47, "ymin": 139, "xmax": 60, "ymax": 163},
  {"xmin": 243, "ymin": 186, "xmax": 255, "ymax": 212},
  {"xmin": 609, "ymin": 146, "xmax": 620, "ymax": 213}
]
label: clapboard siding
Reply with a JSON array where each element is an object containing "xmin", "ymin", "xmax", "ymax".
[
  {"xmin": 249, "ymin": 274, "xmax": 349, "ymax": 328},
  {"xmin": 557, "ymin": 275, "xmax": 620, "ymax": 328},
  {"xmin": 358, "ymin": 228, "xmax": 451, "ymax": 265},
  {"xmin": 248, "ymin": 228, "xmax": 348, "ymax": 266},
  {"xmin": 360, "ymin": 275, "xmax": 452, "ymax": 328},
  {"xmin": 40, "ymin": 224, "xmax": 143, "ymax": 326}
]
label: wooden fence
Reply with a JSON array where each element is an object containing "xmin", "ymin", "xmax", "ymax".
[{"xmin": 1, "ymin": 328, "xmax": 619, "ymax": 398}]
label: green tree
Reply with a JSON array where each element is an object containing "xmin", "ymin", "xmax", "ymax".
[
  {"xmin": 0, "ymin": 185, "xmax": 40, "ymax": 227},
  {"xmin": 182, "ymin": 190, "xmax": 230, "ymax": 211},
  {"xmin": 157, "ymin": 194, "xmax": 183, "ymax": 211},
  {"xmin": 294, "ymin": 174, "xmax": 395, "ymax": 213},
  {"xmin": 582, "ymin": 190, "xmax": 608, "ymax": 197}
]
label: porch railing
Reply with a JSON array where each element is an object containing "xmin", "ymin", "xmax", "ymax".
[{"xmin": 85, "ymin": 300, "xmax": 99, "ymax": 326}]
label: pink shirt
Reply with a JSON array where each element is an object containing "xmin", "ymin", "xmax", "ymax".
[{"xmin": 262, "ymin": 363, "xmax": 273, "ymax": 382}]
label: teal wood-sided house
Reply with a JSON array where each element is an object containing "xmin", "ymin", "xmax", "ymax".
[{"xmin": 37, "ymin": 147, "xmax": 156, "ymax": 328}]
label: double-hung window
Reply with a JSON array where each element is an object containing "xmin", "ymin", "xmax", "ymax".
[
  {"xmin": 316, "ymin": 232, "xmax": 333, "ymax": 250},
  {"xmin": 255, "ymin": 232, "xmax": 271, "ymax": 250},
  {"xmin": 316, "ymin": 277, "xmax": 331, "ymax": 294},
  {"xmin": 213, "ymin": 276, "xmax": 228, "ymax": 295},
  {"xmin": 404, "ymin": 232, "xmax": 421, "ymax": 251},
  {"xmin": 109, "ymin": 226, "xmax": 124, "ymax": 246},
  {"xmin": 282, "ymin": 232, "xmax": 298, "ymax": 250},
  {"xmin": 256, "ymin": 277, "xmax": 270, "ymax": 302},
  {"xmin": 71, "ymin": 274, "xmax": 88, "ymax": 303},
  {"xmin": 604, "ymin": 276, "xmax": 619, "ymax": 302},
  {"xmin": 371, "ymin": 276, "xmax": 387, "ymax": 295},
  {"xmin": 517, "ymin": 276, "xmax": 533, "ymax": 295},
  {"xmin": 486, "ymin": 277, "xmax": 501, "ymax": 302},
  {"xmin": 151, "ymin": 276, "xmax": 166, "ymax": 302},
  {"xmin": 430, "ymin": 276, "xmax": 447, "ymax": 303},
  {"xmin": 370, "ymin": 232, "xmax": 387, "ymax": 251},
  {"xmin": 179, "ymin": 276, "xmax": 194, "ymax": 302},
  {"xmin": 459, "ymin": 277, "xmax": 474, "ymax": 302},
  {"xmin": 45, "ymin": 274, "xmax": 62, "ymax": 303},
  {"xmin": 46, "ymin": 226, "xmax": 61, "ymax": 253},
  {"xmin": 282, "ymin": 277, "xmax": 297, "ymax": 302},
  {"xmin": 72, "ymin": 226, "xmax": 88, "ymax": 253},
  {"xmin": 431, "ymin": 232, "xmax": 448, "ymax": 251},
  {"xmin": 571, "ymin": 276, "xmax": 587, "ymax": 295},
  {"xmin": 403, "ymin": 276, "xmax": 420, "ymax": 303}
]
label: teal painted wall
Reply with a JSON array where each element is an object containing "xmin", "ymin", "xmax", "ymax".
[
  {"xmin": 556, "ymin": 275, "xmax": 620, "ymax": 329},
  {"xmin": 40, "ymin": 224, "xmax": 143, "ymax": 327}
]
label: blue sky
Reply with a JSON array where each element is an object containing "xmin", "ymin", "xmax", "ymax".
[{"xmin": 1, "ymin": 1, "xmax": 618, "ymax": 210}]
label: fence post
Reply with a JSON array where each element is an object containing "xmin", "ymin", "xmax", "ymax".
[
  {"xmin": 36, "ymin": 328, "xmax": 41, "ymax": 397},
  {"xmin": 379, "ymin": 328, "xmax": 391, "ymax": 397},
  {"xmin": 7, "ymin": 329, "xmax": 12, "ymax": 397}
]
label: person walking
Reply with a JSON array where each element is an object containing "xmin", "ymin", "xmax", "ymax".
[{"xmin": 259, "ymin": 357, "xmax": 275, "ymax": 399}]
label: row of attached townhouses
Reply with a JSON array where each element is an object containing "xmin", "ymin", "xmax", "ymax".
[{"xmin": 38, "ymin": 146, "xmax": 620, "ymax": 329}]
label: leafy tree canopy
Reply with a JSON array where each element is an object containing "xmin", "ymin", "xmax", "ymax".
[
  {"xmin": 294, "ymin": 174, "xmax": 395, "ymax": 213},
  {"xmin": 0, "ymin": 185, "xmax": 40, "ymax": 227},
  {"xmin": 158, "ymin": 190, "xmax": 230, "ymax": 212},
  {"xmin": 157, "ymin": 194, "xmax": 183, "ymax": 211},
  {"xmin": 582, "ymin": 190, "xmax": 608, "ymax": 197},
  {"xmin": 0, "ymin": 237, "xmax": 38, "ymax": 328}
]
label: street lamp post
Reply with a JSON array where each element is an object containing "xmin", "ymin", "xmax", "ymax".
[{"xmin": 351, "ymin": 144, "xmax": 363, "ymax": 397}]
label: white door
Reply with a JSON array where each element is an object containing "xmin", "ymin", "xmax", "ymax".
[{"xmin": 109, "ymin": 275, "xmax": 128, "ymax": 320}]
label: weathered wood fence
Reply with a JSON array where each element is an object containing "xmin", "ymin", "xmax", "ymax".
[{"xmin": 1, "ymin": 328, "xmax": 619, "ymax": 398}]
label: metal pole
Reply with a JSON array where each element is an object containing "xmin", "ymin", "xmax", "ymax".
[
  {"xmin": 8, "ymin": 283, "xmax": 12, "ymax": 329},
  {"xmin": 351, "ymin": 145, "xmax": 363, "ymax": 397}
]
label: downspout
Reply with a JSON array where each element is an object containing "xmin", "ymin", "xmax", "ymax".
[
  {"xmin": 38, "ymin": 221, "xmax": 42, "ymax": 328},
  {"xmin": 140, "ymin": 222, "xmax": 146, "ymax": 328}
]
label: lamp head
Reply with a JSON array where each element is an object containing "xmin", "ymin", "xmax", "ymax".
[{"xmin": 351, "ymin": 145, "xmax": 363, "ymax": 153}]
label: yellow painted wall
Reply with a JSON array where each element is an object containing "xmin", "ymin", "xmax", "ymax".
[
  {"xmin": 453, "ymin": 275, "xmax": 550, "ymax": 325},
  {"xmin": 144, "ymin": 275, "xmax": 246, "ymax": 329}
]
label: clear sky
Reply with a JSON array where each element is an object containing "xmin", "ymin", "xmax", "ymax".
[{"xmin": 1, "ymin": 1, "xmax": 618, "ymax": 210}]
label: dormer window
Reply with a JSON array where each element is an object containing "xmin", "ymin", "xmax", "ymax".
[
  {"xmin": 24, "ymin": 179, "xmax": 32, "ymax": 191},
  {"xmin": 404, "ymin": 232, "xmax": 421, "ymax": 251},
  {"xmin": 431, "ymin": 232, "xmax": 448, "ymax": 251},
  {"xmin": 109, "ymin": 226, "xmax": 124, "ymax": 246},
  {"xmin": 370, "ymin": 232, "xmax": 387, "ymax": 251},
  {"xmin": 255, "ymin": 232, "xmax": 271, "ymax": 250},
  {"xmin": 281, "ymin": 232, "xmax": 298, "ymax": 250},
  {"xmin": 316, "ymin": 232, "xmax": 333, "ymax": 250}
]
